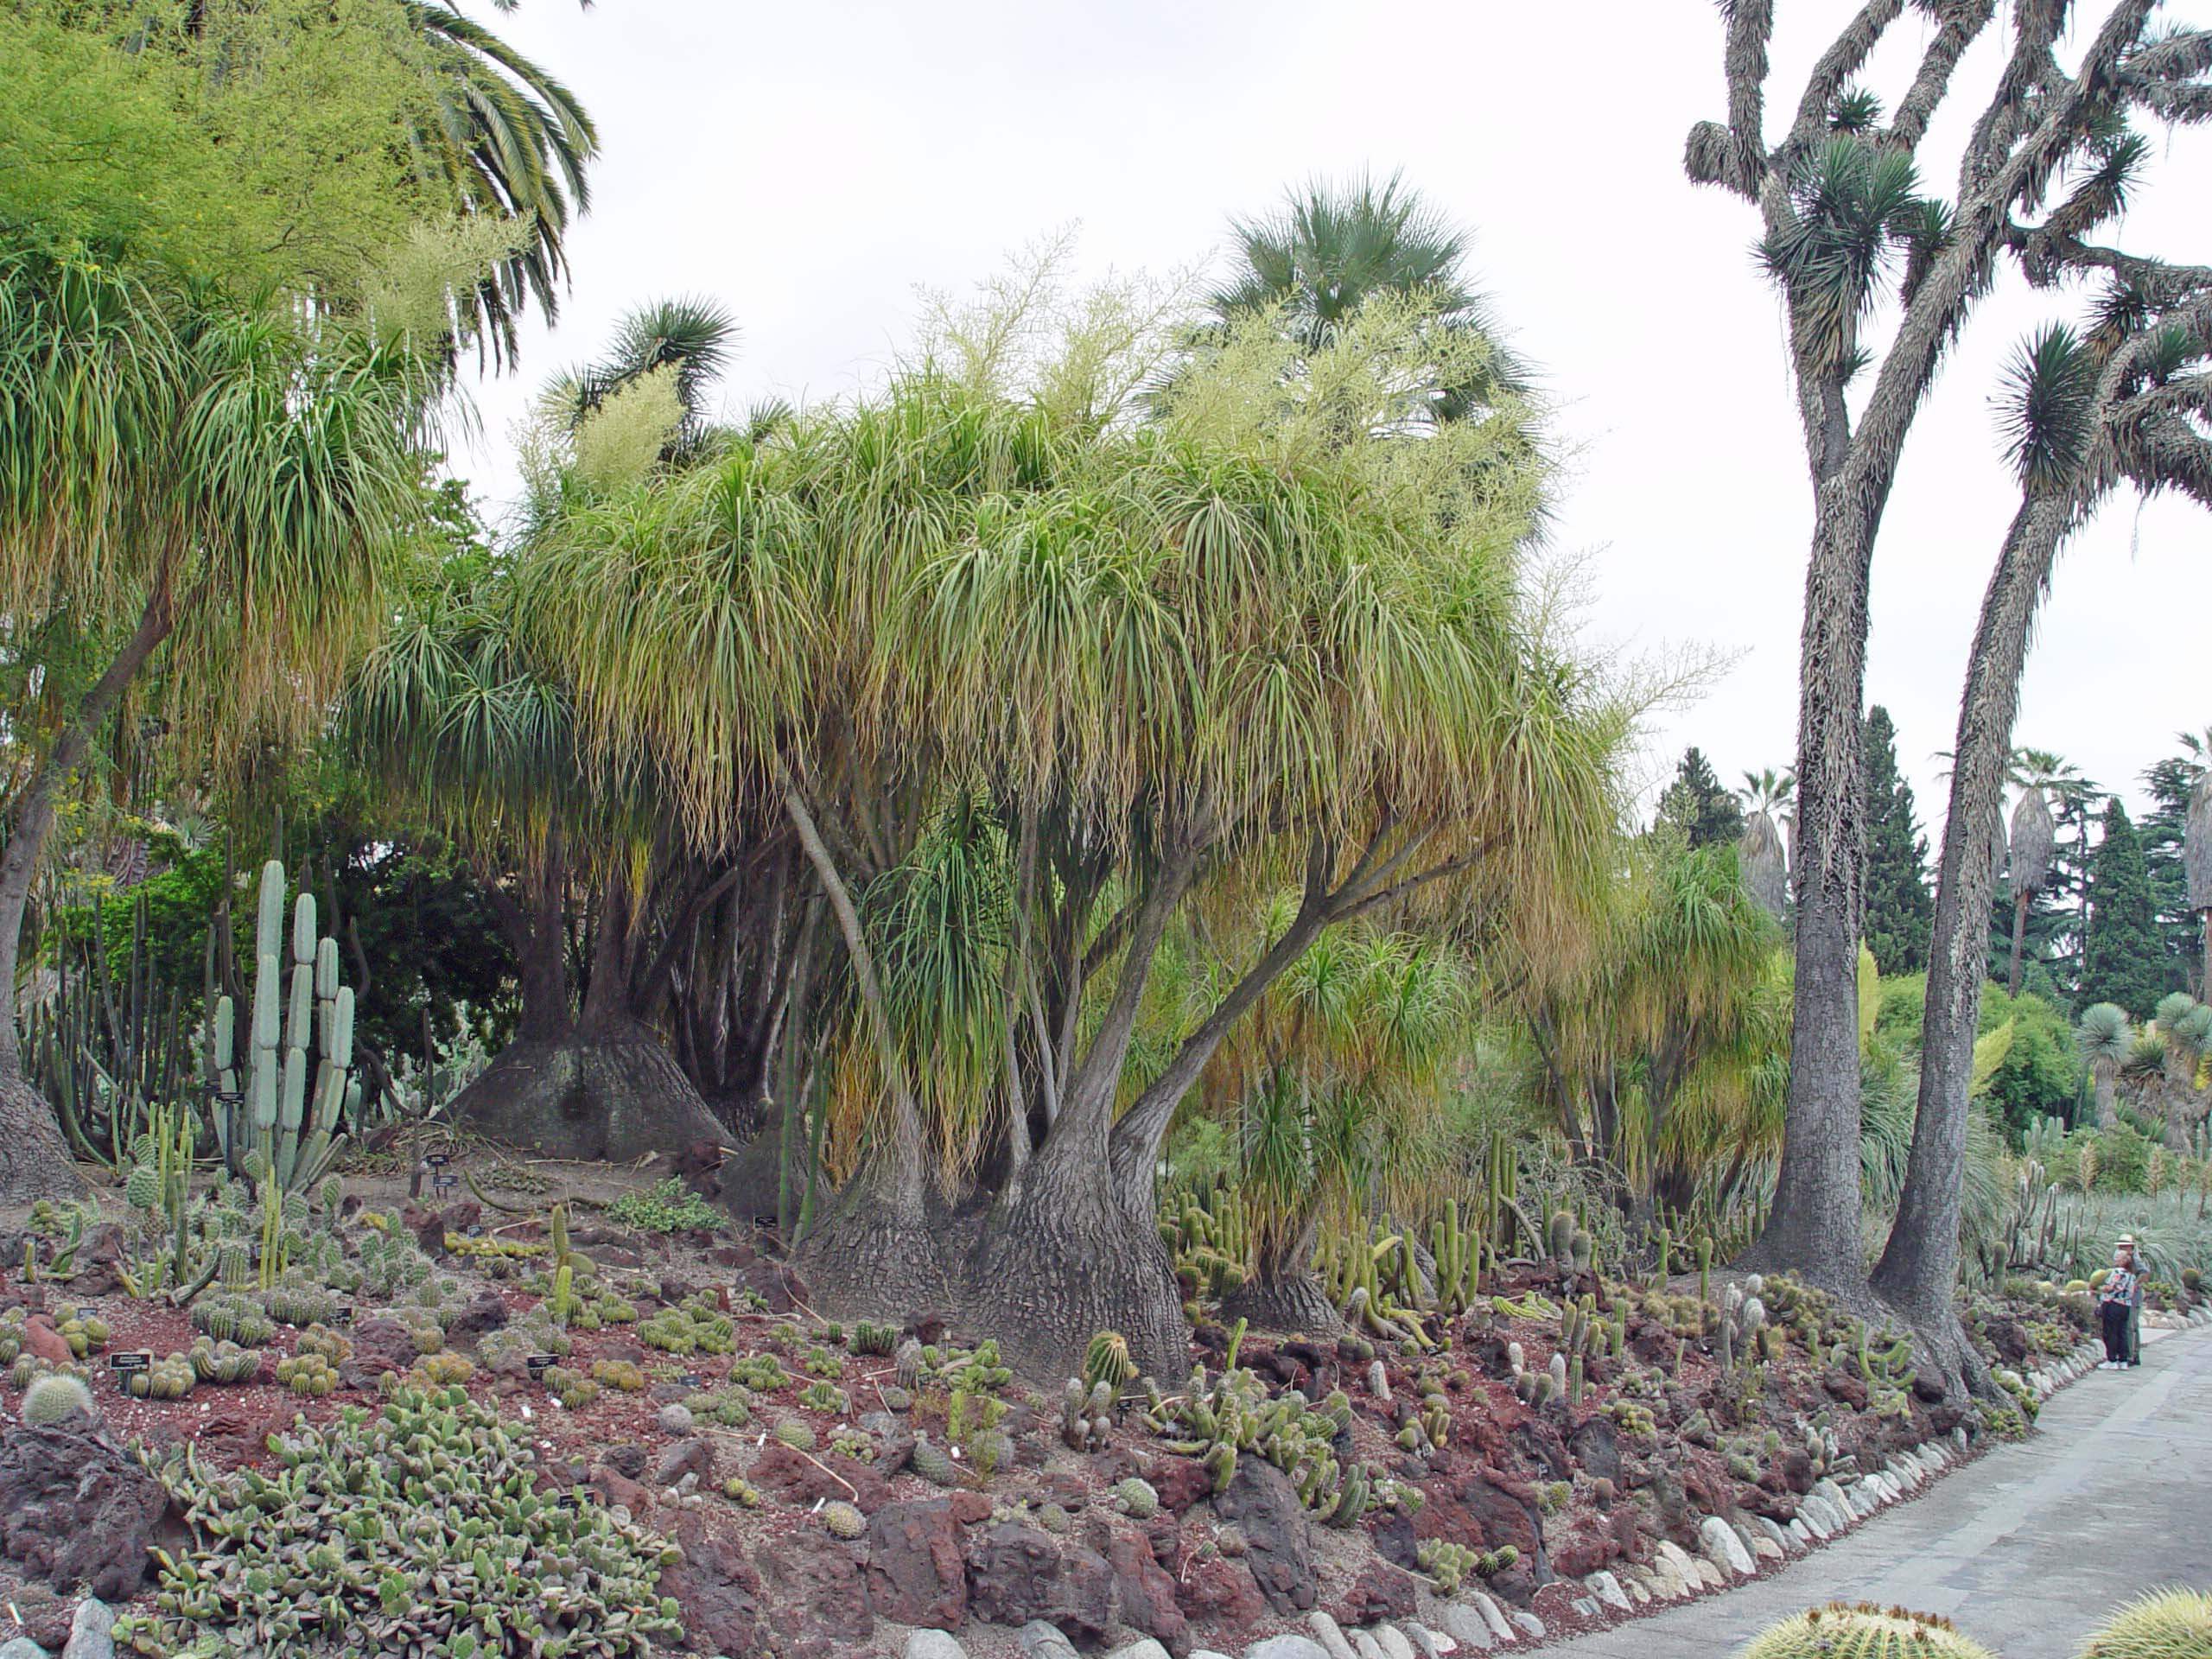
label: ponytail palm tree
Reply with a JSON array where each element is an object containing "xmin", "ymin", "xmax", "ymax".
[
  {"xmin": 0, "ymin": 248, "xmax": 435, "ymax": 1200},
  {"xmin": 527, "ymin": 283, "xmax": 1623, "ymax": 1375},
  {"xmin": 1736, "ymin": 768, "xmax": 1793, "ymax": 921}
]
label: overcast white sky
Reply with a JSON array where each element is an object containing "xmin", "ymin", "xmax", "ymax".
[{"xmin": 456, "ymin": 0, "xmax": 2210, "ymax": 842}]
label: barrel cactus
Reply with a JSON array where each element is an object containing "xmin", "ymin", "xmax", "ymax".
[
  {"xmin": 909, "ymin": 1435, "xmax": 957, "ymax": 1486},
  {"xmin": 1743, "ymin": 1605, "xmax": 1995, "ymax": 1659},
  {"xmin": 772, "ymin": 1420, "xmax": 817, "ymax": 1452},
  {"xmin": 822, "ymin": 1500, "xmax": 867, "ymax": 1541},
  {"xmin": 21, "ymin": 1373, "xmax": 95, "ymax": 1426},
  {"xmin": 2078, "ymin": 1588, "xmax": 2212, "ymax": 1659}
]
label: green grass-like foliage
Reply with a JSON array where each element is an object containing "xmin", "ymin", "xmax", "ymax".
[
  {"xmin": 1742, "ymin": 1604, "xmax": 1996, "ymax": 1659},
  {"xmin": 2078, "ymin": 1587, "xmax": 2212, "ymax": 1659},
  {"xmin": 607, "ymin": 1179, "xmax": 719, "ymax": 1235},
  {"xmin": 113, "ymin": 1386, "xmax": 683, "ymax": 1657}
]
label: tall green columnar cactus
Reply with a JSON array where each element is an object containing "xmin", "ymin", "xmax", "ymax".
[{"xmin": 211, "ymin": 862, "xmax": 353, "ymax": 1192}]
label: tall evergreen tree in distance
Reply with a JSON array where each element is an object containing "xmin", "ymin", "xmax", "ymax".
[
  {"xmin": 2143, "ymin": 748, "xmax": 2207, "ymax": 995},
  {"xmin": 1861, "ymin": 706, "xmax": 1930, "ymax": 975},
  {"xmin": 1656, "ymin": 747, "xmax": 1745, "ymax": 849},
  {"xmin": 2081, "ymin": 800, "xmax": 2175, "ymax": 1020}
]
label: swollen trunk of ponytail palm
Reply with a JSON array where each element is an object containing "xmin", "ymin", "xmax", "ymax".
[
  {"xmin": 1874, "ymin": 499, "xmax": 2067, "ymax": 1381},
  {"xmin": 0, "ymin": 581, "xmax": 176, "ymax": 1203}
]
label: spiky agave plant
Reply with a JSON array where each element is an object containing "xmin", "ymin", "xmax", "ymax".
[{"xmin": 2078, "ymin": 1586, "xmax": 2212, "ymax": 1659}]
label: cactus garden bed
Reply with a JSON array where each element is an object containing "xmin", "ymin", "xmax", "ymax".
[{"xmin": 0, "ymin": 1152, "xmax": 2174, "ymax": 1659}]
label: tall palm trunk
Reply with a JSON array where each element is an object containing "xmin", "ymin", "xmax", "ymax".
[
  {"xmin": 0, "ymin": 582, "xmax": 175, "ymax": 1202},
  {"xmin": 2006, "ymin": 889, "xmax": 2032, "ymax": 996},
  {"xmin": 1875, "ymin": 498, "xmax": 2067, "ymax": 1370}
]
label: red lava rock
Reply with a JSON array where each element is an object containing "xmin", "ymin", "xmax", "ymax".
[
  {"xmin": 22, "ymin": 1315, "xmax": 73, "ymax": 1367},
  {"xmin": 1532, "ymin": 1579, "xmax": 1589, "ymax": 1629},
  {"xmin": 0, "ymin": 1420, "xmax": 174, "ymax": 1600},
  {"xmin": 1548, "ymin": 1519, "xmax": 1621, "ymax": 1579},
  {"xmin": 965, "ymin": 1524, "xmax": 1116, "ymax": 1644},
  {"xmin": 946, "ymin": 1489, "xmax": 993, "ymax": 1526},
  {"xmin": 590, "ymin": 1465, "xmax": 650, "ymax": 1513},
  {"xmin": 751, "ymin": 1441, "xmax": 842, "ymax": 1505},
  {"xmin": 1332, "ymin": 1559, "xmax": 1418, "ymax": 1626},
  {"xmin": 651, "ymin": 1436, "xmax": 716, "ymax": 1488},
  {"xmin": 445, "ymin": 1284, "xmax": 511, "ymax": 1337},
  {"xmin": 1822, "ymin": 1367, "xmax": 1871, "ymax": 1410},
  {"xmin": 863, "ymin": 1498, "xmax": 967, "ymax": 1629},
  {"xmin": 1106, "ymin": 1522, "xmax": 1190, "ymax": 1653},
  {"xmin": 341, "ymin": 1315, "xmax": 423, "ymax": 1388},
  {"xmin": 759, "ymin": 1526, "xmax": 873, "ymax": 1643},
  {"xmin": 1211, "ymin": 1456, "xmax": 1316, "ymax": 1613},
  {"xmin": 663, "ymin": 1513, "xmax": 766, "ymax": 1655},
  {"xmin": 1151, "ymin": 1454, "xmax": 1214, "ymax": 1516},
  {"xmin": 1181, "ymin": 1553, "xmax": 1267, "ymax": 1628}
]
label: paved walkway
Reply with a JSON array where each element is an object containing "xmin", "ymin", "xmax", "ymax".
[{"xmin": 1541, "ymin": 1322, "xmax": 2212, "ymax": 1659}]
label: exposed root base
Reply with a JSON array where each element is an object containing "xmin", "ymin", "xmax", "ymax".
[
  {"xmin": 1224, "ymin": 1271, "xmax": 1346, "ymax": 1338},
  {"xmin": 452, "ymin": 1032, "xmax": 725, "ymax": 1164},
  {"xmin": 0, "ymin": 1071, "xmax": 88, "ymax": 1205},
  {"xmin": 792, "ymin": 1194, "xmax": 958, "ymax": 1324}
]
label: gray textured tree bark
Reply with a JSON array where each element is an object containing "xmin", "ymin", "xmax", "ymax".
[
  {"xmin": 0, "ymin": 582, "xmax": 176, "ymax": 1203},
  {"xmin": 1872, "ymin": 498, "xmax": 2067, "ymax": 1352}
]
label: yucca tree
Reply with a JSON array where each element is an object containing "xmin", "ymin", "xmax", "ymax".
[
  {"xmin": 0, "ymin": 249, "xmax": 435, "ymax": 1200},
  {"xmin": 1875, "ymin": 221, "xmax": 2212, "ymax": 1345},
  {"xmin": 2005, "ymin": 784, "xmax": 2057, "ymax": 995},
  {"xmin": 2152, "ymin": 992, "xmax": 2212, "ymax": 1152},
  {"xmin": 1735, "ymin": 768, "xmax": 1793, "ymax": 921},
  {"xmin": 1687, "ymin": 0, "xmax": 2212, "ymax": 1297},
  {"xmin": 525, "ymin": 281, "xmax": 1622, "ymax": 1375},
  {"xmin": 2183, "ymin": 729, "xmax": 2212, "ymax": 997},
  {"xmin": 2078, "ymin": 1002, "xmax": 2135, "ymax": 1129}
]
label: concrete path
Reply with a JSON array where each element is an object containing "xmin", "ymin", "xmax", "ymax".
[{"xmin": 1541, "ymin": 1322, "xmax": 2212, "ymax": 1659}]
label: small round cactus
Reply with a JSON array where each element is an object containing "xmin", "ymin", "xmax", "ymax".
[
  {"xmin": 1743, "ymin": 1604, "xmax": 1995, "ymax": 1659},
  {"xmin": 21, "ymin": 1372, "xmax": 95, "ymax": 1426},
  {"xmin": 1115, "ymin": 1477, "xmax": 1159, "ymax": 1519},
  {"xmin": 909, "ymin": 1435, "xmax": 957, "ymax": 1486},
  {"xmin": 2078, "ymin": 1587, "xmax": 2212, "ymax": 1659},
  {"xmin": 822, "ymin": 1500, "xmax": 866, "ymax": 1541},
  {"xmin": 772, "ymin": 1420, "xmax": 817, "ymax": 1452}
]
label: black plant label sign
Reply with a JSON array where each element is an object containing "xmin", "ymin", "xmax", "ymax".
[
  {"xmin": 111, "ymin": 1351, "xmax": 152, "ymax": 1389},
  {"xmin": 528, "ymin": 1354, "xmax": 557, "ymax": 1377}
]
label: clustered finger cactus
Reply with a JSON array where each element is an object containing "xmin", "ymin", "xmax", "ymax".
[
  {"xmin": 273, "ymin": 1351, "xmax": 337, "ymax": 1397},
  {"xmin": 1743, "ymin": 1604, "xmax": 1995, "ymax": 1659},
  {"xmin": 1141, "ymin": 1357, "xmax": 1371, "ymax": 1522},
  {"xmin": 113, "ymin": 1385, "xmax": 683, "ymax": 1656},
  {"xmin": 638, "ymin": 1299, "xmax": 735, "ymax": 1357},
  {"xmin": 1063, "ymin": 1377, "xmax": 1116, "ymax": 1451},
  {"xmin": 1416, "ymin": 1537, "xmax": 1478, "ymax": 1593}
]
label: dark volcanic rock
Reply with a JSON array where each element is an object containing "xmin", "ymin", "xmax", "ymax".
[
  {"xmin": 663, "ymin": 1515, "xmax": 766, "ymax": 1656},
  {"xmin": 0, "ymin": 1421, "xmax": 174, "ymax": 1600},
  {"xmin": 759, "ymin": 1528, "xmax": 872, "ymax": 1643},
  {"xmin": 965, "ymin": 1523, "xmax": 1116, "ymax": 1643},
  {"xmin": 1211, "ymin": 1456, "xmax": 1316, "ymax": 1613},
  {"xmin": 866, "ymin": 1499, "xmax": 968, "ymax": 1630}
]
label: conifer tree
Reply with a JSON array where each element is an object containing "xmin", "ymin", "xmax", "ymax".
[
  {"xmin": 2082, "ymin": 801, "xmax": 2175, "ymax": 1019},
  {"xmin": 1656, "ymin": 747, "xmax": 1745, "ymax": 849},
  {"xmin": 1861, "ymin": 706, "xmax": 1930, "ymax": 976}
]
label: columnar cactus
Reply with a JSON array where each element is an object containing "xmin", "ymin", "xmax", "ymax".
[{"xmin": 206, "ymin": 861, "xmax": 353, "ymax": 1192}]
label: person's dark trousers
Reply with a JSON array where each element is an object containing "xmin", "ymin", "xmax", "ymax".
[{"xmin": 2101, "ymin": 1300, "xmax": 2131, "ymax": 1363}]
